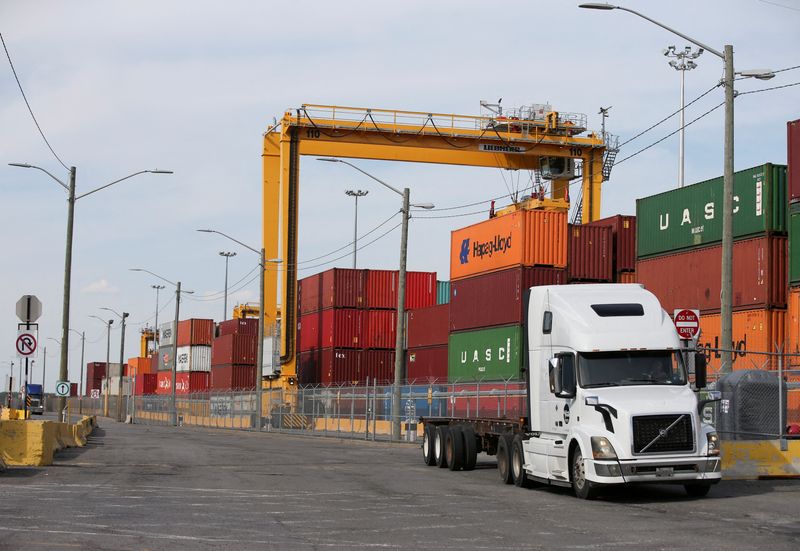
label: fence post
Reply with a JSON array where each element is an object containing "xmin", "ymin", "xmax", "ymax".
[
  {"xmin": 365, "ymin": 377, "xmax": 370, "ymax": 441},
  {"xmin": 778, "ymin": 344, "xmax": 787, "ymax": 451},
  {"xmin": 372, "ymin": 378, "xmax": 377, "ymax": 442}
]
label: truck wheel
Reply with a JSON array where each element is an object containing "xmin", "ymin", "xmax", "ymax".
[
  {"xmin": 497, "ymin": 433, "xmax": 514, "ymax": 484},
  {"xmin": 422, "ymin": 425, "xmax": 436, "ymax": 466},
  {"xmin": 684, "ymin": 484, "xmax": 711, "ymax": 497},
  {"xmin": 446, "ymin": 426, "xmax": 465, "ymax": 471},
  {"xmin": 571, "ymin": 447, "xmax": 598, "ymax": 500},
  {"xmin": 460, "ymin": 425, "xmax": 478, "ymax": 471},
  {"xmin": 435, "ymin": 425, "xmax": 449, "ymax": 468},
  {"xmin": 512, "ymin": 434, "xmax": 533, "ymax": 488}
]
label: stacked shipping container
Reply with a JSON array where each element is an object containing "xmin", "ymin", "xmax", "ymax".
[
  {"xmin": 211, "ymin": 318, "xmax": 259, "ymax": 391},
  {"xmin": 406, "ymin": 304, "xmax": 449, "ymax": 382},
  {"xmin": 155, "ymin": 319, "xmax": 213, "ymax": 394},
  {"xmin": 587, "ymin": 215, "xmax": 637, "ymax": 282}
]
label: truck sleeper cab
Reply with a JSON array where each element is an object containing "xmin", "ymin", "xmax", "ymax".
[{"xmin": 420, "ymin": 284, "xmax": 721, "ymax": 499}]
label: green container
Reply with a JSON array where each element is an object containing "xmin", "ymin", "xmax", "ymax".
[
  {"xmin": 789, "ymin": 203, "xmax": 800, "ymax": 285},
  {"xmin": 448, "ymin": 325, "xmax": 523, "ymax": 381},
  {"xmin": 436, "ymin": 280, "xmax": 450, "ymax": 305},
  {"xmin": 636, "ymin": 163, "xmax": 787, "ymax": 258}
]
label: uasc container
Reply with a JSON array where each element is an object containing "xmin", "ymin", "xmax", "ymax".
[
  {"xmin": 448, "ymin": 325, "xmax": 524, "ymax": 382},
  {"xmin": 567, "ymin": 224, "xmax": 613, "ymax": 282},
  {"xmin": 299, "ymin": 268, "xmax": 367, "ymax": 314}
]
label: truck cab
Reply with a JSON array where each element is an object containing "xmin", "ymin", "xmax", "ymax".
[{"xmin": 26, "ymin": 383, "xmax": 45, "ymax": 415}]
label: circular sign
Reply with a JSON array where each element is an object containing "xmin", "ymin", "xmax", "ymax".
[
  {"xmin": 90, "ymin": 389, "xmax": 100, "ymax": 399},
  {"xmin": 673, "ymin": 309, "xmax": 700, "ymax": 339},
  {"xmin": 16, "ymin": 332, "xmax": 38, "ymax": 357},
  {"xmin": 55, "ymin": 381, "xmax": 71, "ymax": 397}
]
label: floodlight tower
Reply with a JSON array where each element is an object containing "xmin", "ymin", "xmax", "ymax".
[{"xmin": 664, "ymin": 45, "xmax": 703, "ymax": 187}]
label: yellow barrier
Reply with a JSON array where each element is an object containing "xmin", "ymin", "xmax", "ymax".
[
  {"xmin": 0, "ymin": 415, "xmax": 96, "ymax": 467},
  {"xmin": 721, "ymin": 440, "xmax": 800, "ymax": 479},
  {"xmin": 0, "ymin": 408, "xmax": 29, "ymax": 420}
]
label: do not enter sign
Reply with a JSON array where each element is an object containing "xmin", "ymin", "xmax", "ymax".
[{"xmin": 673, "ymin": 309, "xmax": 700, "ymax": 339}]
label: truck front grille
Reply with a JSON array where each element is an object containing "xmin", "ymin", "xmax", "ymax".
[{"xmin": 632, "ymin": 414, "xmax": 693, "ymax": 454}]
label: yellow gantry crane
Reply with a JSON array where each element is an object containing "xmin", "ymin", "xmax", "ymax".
[{"xmin": 262, "ymin": 103, "xmax": 610, "ymax": 390}]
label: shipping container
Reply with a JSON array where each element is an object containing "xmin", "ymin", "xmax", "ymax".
[
  {"xmin": 157, "ymin": 346, "xmax": 174, "ymax": 371},
  {"xmin": 698, "ymin": 309, "xmax": 786, "ymax": 372},
  {"xmin": 69, "ymin": 383, "xmax": 78, "ymax": 397},
  {"xmin": 407, "ymin": 304, "xmax": 449, "ymax": 348},
  {"xmin": 210, "ymin": 364, "xmax": 257, "ymax": 391},
  {"xmin": 365, "ymin": 270, "xmax": 437, "ymax": 310},
  {"xmin": 406, "ymin": 345, "xmax": 448, "ymax": 382},
  {"xmin": 567, "ymin": 224, "xmax": 613, "ymax": 282},
  {"xmin": 159, "ymin": 321, "xmax": 176, "ymax": 347},
  {"xmin": 85, "ymin": 377, "xmax": 103, "ymax": 396},
  {"xmin": 364, "ymin": 309, "xmax": 396, "ymax": 349},
  {"xmin": 155, "ymin": 371, "xmax": 210, "ymax": 395},
  {"xmin": 436, "ymin": 280, "xmax": 450, "ymax": 305},
  {"xmin": 134, "ymin": 373, "xmax": 158, "ymax": 395},
  {"xmin": 637, "ymin": 163, "xmax": 787, "ymax": 258},
  {"xmin": 789, "ymin": 119, "xmax": 800, "ymax": 203},
  {"xmin": 449, "ymin": 266, "xmax": 566, "ymax": 332},
  {"xmin": 587, "ymin": 214, "xmax": 637, "ymax": 273},
  {"xmin": 176, "ymin": 319, "xmax": 214, "ymax": 347},
  {"xmin": 127, "ymin": 357, "xmax": 153, "ymax": 376},
  {"xmin": 789, "ymin": 203, "xmax": 800, "ymax": 285},
  {"xmin": 298, "ymin": 309, "xmax": 362, "ymax": 351},
  {"xmin": 638, "ymin": 235, "xmax": 787, "ymax": 314},
  {"xmin": 176, "ymin": 345, "xmax": 212, "ymax": 372},
  {"xmin": 102, "ymin": 376, "xmax": 132, "ymax": 396},
  {"xmin": 617, "ymin": 271, "xmax": 637, "ymax": 284},
  {"xmin": 212, "ymin": 334, "xmax": 257, "ymax": 366},
  {"xmin": 298, "ymin": 348, "xmax": 363, "ymax": 386},
  {"xmin": 450, "ymin": 209, "xmax": 567, "ymax": 280},
  {"xmin": 86, "ymin": 362, "xmax": 106, "ymax": 383},
  {"xmin": 448, "ymin": 325, "xmax": 524, "ymax": 382},
  {"xmin": 447, "ymin": 381, "xmax": 526, "ymax": 419},
  {"xmin": 786, "ymin": 287, "xmax": 800, "ymax": 354},
  {"xmin": 299, "ymin": 268, "xmax": 367, "ymax": 314},
  {"xmin": 362, "ymin": 350, "xmax": 395, "ymax": 385},
  {"xmin": 217, "ymin": 317, "xmax": 259, "ymax": 337}
]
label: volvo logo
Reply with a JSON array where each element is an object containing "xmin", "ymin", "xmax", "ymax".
[{"xmin": 659, "ymin": 428, "xmax": 669, "ymax": 438}]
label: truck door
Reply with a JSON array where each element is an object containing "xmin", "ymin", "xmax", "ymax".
[{"xmin": 547, "ymin": 352, "xmax": 576, "ymax": 434}]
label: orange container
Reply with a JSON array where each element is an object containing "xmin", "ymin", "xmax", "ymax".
[
  {"xmin": 450, "ymin": 210, "xmax": 567, "ymax": 280},
  {"xmin": 698, "ymin": 309, "xmax": 786, "ymax": 373},
  {"xmin": 617, "ymin": 271, "xmax": 637, "ymax": 284},
  {"xmin": 127, "ymin": 357, "xmax": 152, "ymax": 376}
]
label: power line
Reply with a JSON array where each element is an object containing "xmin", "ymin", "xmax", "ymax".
[
  {"xmin": 1, "ymin": 33, "xmax": 69, "ymax": 171},
  {"xmin": 739, "ymin": 80, "xmax": 800, "ymax": 96},
  {"xmin": 296, "ymin": 211, "xmax": 400, "ymax": 265},
  {"xmin": 298, "ymin": 222, "xmax": 402, "ymax": 273}
]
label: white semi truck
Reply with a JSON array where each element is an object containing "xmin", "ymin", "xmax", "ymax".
[{"xmin": 420, "ymin": 284, "xmax": 721, "ymax": 499}]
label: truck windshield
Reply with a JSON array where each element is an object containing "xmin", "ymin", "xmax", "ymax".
[{"xmin": 578, "ymin": 351, "xmax": 687, "ymax": 388}]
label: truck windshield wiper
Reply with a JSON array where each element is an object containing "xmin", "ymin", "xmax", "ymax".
[{"xmin": 583, "ymin": 382, "xmax": 620, "ymax": 388}]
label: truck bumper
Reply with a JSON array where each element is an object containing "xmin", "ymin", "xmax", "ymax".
[{"xmin": 588, "ymin": 456, "xmax": 722, "ymax": 485}]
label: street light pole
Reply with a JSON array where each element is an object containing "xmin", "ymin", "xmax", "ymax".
[
  {"xmin": 219, "ymin": 251, "xmax": 237, "ymax": 320},
  {"xmin": 345, "ymin": 190, "xmax": 368, "ymax": 268},
  {"xmin": 151, "ymin": 284, "xmax": 165, "ymax": 350},
  {"xmin": 117, "ymin": 313, "xmax": 129, "ymax": 422}
]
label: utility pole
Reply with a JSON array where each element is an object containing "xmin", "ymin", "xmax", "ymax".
[
  {"xmin": 104, "ymin": 320, "xmax": 113, "ymax": 416},
  {"xmin": 345, "ymin": 190, "xmax": 368, "ymax": 268},
  {"xmin": 117, "ymin": 313, "xmax": 129, "ymax": 421},
  {"xmin": 151, "ymin": 285, "xmax": 165, "ymax": 350},
  {"xmin": 172, "ymin": 282, "xmax": 182, "ymax": 426},
  {"xmin": 57, "ymin": 166, "xmax": 77, "ymax": 422},
  {"xmin": 664, "ymin": 45, "xmax": 702, "ymax": 187},
  {"xmin": 219, "ymin": 252, "xmax": 236, "ymax": 320}
]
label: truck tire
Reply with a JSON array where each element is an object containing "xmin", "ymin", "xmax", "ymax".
[
  {"xmin": 497, "ymin": 433, "xmax": 514, "ymax": 484},
  {"xmin": 422, "ymin": 425, "xmax": 436, "ymax": 466},
  {"xmin": 684, "ymin": 483, "xmax": 712, "ymax": 497},
  {"xmin": 512, "ymin": 434, "xmax": 533, "ymax": 488},
  {"xmin": 460, "ymin": 425, "xmax": 478, "ymax": 471},
  {"xmin": 446, "ymin": 426, "xmax": 465, "ymax": 471},
  {"xmin": 571, "ymin": 447, "xmax": 598, "ymax": 500},
  {"xmin": 435, "ymin": 425, "xmax": 449, "ymax": 468}
]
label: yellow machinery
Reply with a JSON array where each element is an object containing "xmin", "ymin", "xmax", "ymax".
[
  {"xmin": 263, "ymin": 103, "xmax": 609, "ymax": 391},
  {"xmin": 232, "ymin": 303, "xmax": 261, "ymax": 319},
  {"xmin": 140, "ymin": 329, "xmax": 155, "ymax": 358}
]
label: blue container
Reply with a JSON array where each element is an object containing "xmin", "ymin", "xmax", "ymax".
[{"xmin": 436, "ymin": 281, "xmax": 450, "ymax": 305}]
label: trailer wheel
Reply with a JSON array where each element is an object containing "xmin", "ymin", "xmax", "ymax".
[
  {"xmin": 422, "ymin": 425, "xmax": 436, "ymax": 466},
  {"xmin": 497, "ymin": 433, "xmax": 514, "ymax": 484},
  {"xmin": 684, "ymin": 483, "xmax": 711, "ymax": 497},
  {"xmin": 434, "ymin": 425, "xmax": 449, "ymax": 468},
  {"xmin": 460, "ymin": 425, "xmax": 478, "ymax": 471},
  {"xmin": 571, "ymin": 446, "xmax": 598, "ymax": 500},
  {"xmin": 511, "ymin": 434, "xmax": 533, "ymax": 488},
  {"xmin": 446, "ymin": 426, "xmax": 465, "ymax": 471}
]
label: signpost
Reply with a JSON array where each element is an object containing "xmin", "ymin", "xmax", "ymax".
[
  {"xmin": 673, "ymin": 309, "xmax": 700, "ymax": 339},
  {"xmin": 55, "ymin": 381, "xmax": 71, "ymax": 397},
  {"xmin": 15, "ymin": 295, "xmax": 42, "ymax": 419}
]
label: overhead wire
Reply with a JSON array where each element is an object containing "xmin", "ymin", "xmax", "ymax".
[
  {"xmin": 298, "ymin": 221, "xmax": 402, "ymax": 272},
  {"xmin": 296, "ymin": 211, "xmax": 400, "ymax": 265}
]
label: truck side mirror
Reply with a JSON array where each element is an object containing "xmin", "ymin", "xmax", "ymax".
[
  {"xmin": 548, "ymin": 358, "xmax": 561, "ymax": 394},
  {"xmin": 694, "ymin": 352, "xmax": 707, "ymax": 389},
  {"xmin": 549, "ymin": 356, "xmax": 576, "ymax": 399}
]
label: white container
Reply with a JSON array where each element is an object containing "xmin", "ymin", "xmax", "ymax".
[
  {"xmin": 102, "ymin": 376, "xmax": 132, "ymax": 396},
  {"xmin": 176, "ymin": 345, "xmax": 211, "ymax": 372},
  {"xmin": 159, "ymin": 321, "xmax": 176, "ymax": 347}
]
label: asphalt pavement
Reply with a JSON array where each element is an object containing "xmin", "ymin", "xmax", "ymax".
[{"xmin": 1, "ymin": 419, "xmax": 799, "ymax": 550}]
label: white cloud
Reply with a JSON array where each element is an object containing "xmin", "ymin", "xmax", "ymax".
[{"xmin": 80, "ymin": 279, "xmax": 119, "ymax": 295}]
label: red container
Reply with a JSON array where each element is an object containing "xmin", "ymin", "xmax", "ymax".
[
  {"xmin": 407, "ymin": 304, "xmax": 449, "ymax": 348},
  {"xmin": 86, "ymin": 378, "xmax": 103, "ymax": 396},
  {"xmin": 364, "ymin": 309, "xmax": 396, "ymax": 349},
  {"xmin": 212, "ymin": 334, "xmax": 258, "ymax": 366},
  {"xmin": 156, "ymin": 371, "xmax": 210, "ymax": 395},
  {"xmin": 449, "ymin": 266, "xmax": 566, "ymax": 332},
  {"xmin": 298, "ymin": 309, "xmax": 363, "ymax": 351},
  {"xmin": 362, "ymin": 350, "xmax": 395, "ymax": 385},
  {"xmin": 406, "ymin": 346, "xmax": 448, "ymax": 382},
  {"xmin": 790, "ymin": 119, "xmax": 800, "ymax": 203},
  {"xmin": 176, "ymin": 319, "xmax": 214, "ymax": 347},
  {"xmin": 217, "ymin": 318, "xmax": 259, "ymax": 337},
  {"xmin": 448, "ymin": 382, "xmax": 526, "ymax": 419},
  {"xmin": 588, "ymin": 214, "xmax": 636, "ymax": 273},
  {"xmin": 299, "ymin": 268, "xmax": 367, "ymax": 314},
  {"xmin": 299, "ymin": 348, "xmax": 363, "ymax": 386},
  {"xmin": 567, "ymin": 224, "xmax": 613, "ymax": 282},
  {"xmin": 637, "ymin": 235, "xmax": 787, "ymax": 314},
  {"xmin": 134, "ymin": 373, "xmax": 158, "ymax": 395},
  {"xmin": 86, "ymin": 362, "xmax": 106, "ymax": 383},
  {"xmin": 210, "ymin": 365, "xmax": 257, "ymax": 390},
  {"xmin": 69, "ymin": 383, "xmax": 78, "ymax": 397},
  {"xmin": 365, "ymin": 270, "xmax": 437, "ymax": 310}
]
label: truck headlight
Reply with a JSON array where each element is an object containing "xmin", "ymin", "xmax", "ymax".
[
  {"xmin": 591, "ymin": 436, "xmax": 618, "ymax": 459},
  {"xmin": 706, "ymin": 432, "xmax": 720, "ymax": 456}
]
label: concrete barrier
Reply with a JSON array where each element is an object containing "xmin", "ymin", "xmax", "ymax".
[
  {"xmin": 721, "ymin": 440, "xmax": 800, "ymax": 479},
  {"xmin": 0, "ymin": 415, "xmax": 97, "ymax": 467},
  {"xmin": 0, "ymin": 408, "xmax": 29, "ymax": 420}
]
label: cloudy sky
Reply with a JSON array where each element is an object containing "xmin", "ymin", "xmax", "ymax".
[{"xmin": 1, "ymin": 1, "xmax": 798, "ymax": 392}]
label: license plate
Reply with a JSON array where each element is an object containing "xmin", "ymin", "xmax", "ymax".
[{"xmin": 655, "ymin": 467, "xmax": 674, "ymax": 478}]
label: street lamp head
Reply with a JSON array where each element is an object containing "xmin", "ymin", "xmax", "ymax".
[
  {"xmin": 8, "ymin": 162, "xmax": 33, "ymax": 168},
  {"xmin": 148, "ymin": 169, "xmax": 173, "ymax": 174},
  {"xmin": 196, "ymin": 229, "xmax": 214, "ymax": 233},
  {"xmin": 266, "ymin": 258, "xmax": 283, "ymax": 264},
  {"xmin": 151, "ymin": 284, "xmax": 165, "ymax": 290},
  {"xmin": 411, "ymin": 203, "xmax": 435, "ymax": 210},
  {"xmin": 738, "ymin": 69, "xmax": 775, "ymax": 80},
  {"xmin": 317, "ymin": 157, "xmax": 341, "ymax": 163},
  {"xmin": 578, "ymin": 3, "xmax": 617, "ymax": 10},
  {"xmin": 129, "ymin": 268, "xmax": 143, "ymax": 272},
  {"xmin": 219, "ymin": 251, "xmax": 237, "ymax": 258},
  {"xmin": 123, "ymin": 312, "xmax": 129, "ymax": 319}
]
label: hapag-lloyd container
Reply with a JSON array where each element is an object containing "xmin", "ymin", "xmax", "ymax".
[
  {"xmin": 217, "ymin": 318, "xmax": 259, "ymax": 337},
  {"xmin": 298, "ymin": 348, "xmax": 363, "ymax": 386},
  {"xmin": 450, "ymin": 209, "xmax": 567, "ymax": 280},
  {"xmin": 449, "ymin": 266, "xmax": 566, "ymax": 332},
  {"xmin": 789, "ymin": 119, "xmax": 800, "ymax": 203},
  {"xmin": 212, "ymin": 334, "xmax": 257, "ymax": 365},
  {"xmin": 365, "ymin": 270, "xmax": 437, "ymax": 310},
  {"xmin": 155, "ymin": 371, "xmax": 210, "ymax": 395},
  {"xmin": 299, "ymin": 268, "xmax": 366, "ymax": 314},
  {"xmin": 637, "ymin": 235, "xmax": 787, "ymax": 314},
  {"xmin": 134, "ymin": 373, "xmax": 158, "ymax": 395},
  {"xmin": 637, "ymin": 163, "xmax": 787, "ymax": 258},
  {"xmin": 176, "ymin": 319, "xmax": 214, "ymax": 347},
  {"xmin": 448, "ymin": 325, "xmax": 523, "ymax": 381},
  {"xmin": 697, "ymin": 309, "xmax": 786, "ymax": 372},
  {"xmin": 364, "ymin": 309, "xmax": 396, "ymax": 349},
  {"xmin": 407, "ymin": 304, "xmax": 449, "ymax": 348},
  {"xmin": 210, "ymin": 364, "xmax": 257, "ymax": 390},
  {"xmin": 298, "ymin": 309, "xmax": 362, "ymax": 351},
  {"xmin": 407, "ymin": 346, "xmax": 448, "ymax": 382},
  {"xmin": 176, "ymin": 345, "xmax": 212, "ymax": 372},
  {"xmin": 567, "ymin": 224, "xmax": 612, "ymax": 282},
  {"xmin": 587, "ymin": 214, "xmax": 637, "ymax": 273},
  {"xmin": 785, "ymin": 287, "xmax": 800, "ymax": 354}
]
